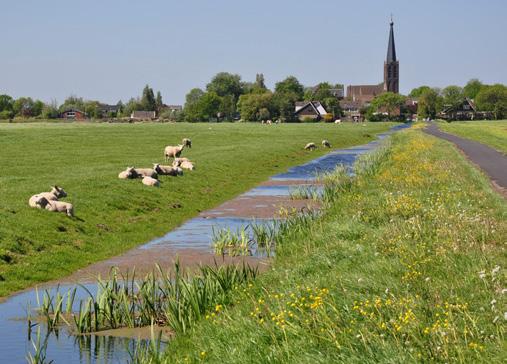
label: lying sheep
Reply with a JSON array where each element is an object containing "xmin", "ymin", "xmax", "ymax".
[
  {"xmin": 334, "ymin": 119, "xmax": 342, "ymax": 124},
  {"xmin": 118, "ymin": 166, "xmax": 139, "ymax": 179},
  {"xmin": 133, "ymin": 168, "xmax": 158, "ymax": 179},
  {"xmin": 304, "ymin": 143, "xmax": 317, "ymax": 151},
  {"xmin": 28, "ymin": 186, "xmax": 67, "ymax": 208},
  {"xmin": 164, "ymin": 144, "xmax": 185, "ymax": 161},
  {"xmin": 35, "ymin": 196, "xmax": 74, "ymax": 217},
  {"xmin": 172, "ymin": 157, "xmax": 190, "ymax": 167},
  {"xmin": 182, "ymin": 138, "xmax": 192, "ymax": 148},
  {"xmin": 180, "ymin": 160, "xmax": 195, "ymax": 170},
  {"xmin": 322, "ymin": 140, "xmax": 331, "ymax": 148},
  {"xmin": 153, "ymin": 163, "xmax": 183, "ymax": 176},
  {"xmin": 142, "ymin": 176, "xmax": 160, "ymax": 187}
]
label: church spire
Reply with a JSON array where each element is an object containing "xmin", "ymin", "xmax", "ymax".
[{"xmin": 386, "ymin": 18, "xmax": 396, "ymax": 63}]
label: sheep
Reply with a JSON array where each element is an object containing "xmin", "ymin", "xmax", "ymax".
[
  {"xmin": 164, "ymin": 144, "xmax": 185, "ymax": 161},
  {"xmin": 142, "ymin": 176, "xmax": 160, "ymax": 187},
  {"xmin": 153, "ymin": 163, "xmax": 183, "ymax": 176},
  {"xmin": 182, "ymin": 138, "xmax": 192, "ymax": 148},
  {"xmin": 322, "ymin": 140, "xmax": 331, "ymax": 148},
  {"xmin": 172, "ymin": 157, "xmax": 190, "ymax": 167},
  {"xmin": 266, "ymin": 119, "xmax": 272, "ymax": 125},
  {"xmin": 304, "ymin": 143, "xmax": 317, "ymax": 151},
  {"xmin": 133, "ymin": 168, "xmax": 158, "ymax": 179},
  {"xmin": 118, "ymin": 166, "xmax": 139, "ymax": 179},
  {"xmin": 37, "ymin": 197, "xmax": 74, "ymax": 217},
  {"xmin": 334, "ymin": 119, "xmax": 342, "ymax": 124},
  {"xmin": 28, "ymin": 186, "xmax": 67, "ymax": 208},
  {"xmin": 180, "ymin": 160, "xmax": 195, "ymax": 170}
]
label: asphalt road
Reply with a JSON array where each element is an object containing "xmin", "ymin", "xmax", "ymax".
[{"xmin": 424, "ymin": 123, "xmax": 507, "ymax": 192}]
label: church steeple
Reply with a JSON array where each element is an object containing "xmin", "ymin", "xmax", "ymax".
[{"xmin": 384, "ymin": 18, "xmax": 399, "ymax": 93}]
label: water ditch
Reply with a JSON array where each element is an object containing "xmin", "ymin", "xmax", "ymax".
[{"xmin": 0, "ymin": 123, "xmax": 410, "ymax": 363}]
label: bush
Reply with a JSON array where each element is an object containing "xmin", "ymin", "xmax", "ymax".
[
  {"xmin": 0, "ymin": 110, "xmax": 13, "ymax": 120},
  {"xmin": 301, "ymin": 116, "xmax": 318, "ymax": 123}
]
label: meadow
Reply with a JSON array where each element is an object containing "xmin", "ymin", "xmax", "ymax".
[
  {"xmin": 156, "ymin": 128, "xmax": 506, "ymax": 363},
  {"xmin": 0, "ymin": 121, "xmax": 393, "ymax": 297},
  {"xmin": 439, "ymin": 120, "xmax": 507, "ymax": 154}
]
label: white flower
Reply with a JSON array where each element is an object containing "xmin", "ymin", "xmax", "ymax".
[
  {"xmin": 478, "ymin": 270, "xmax": 486, "ymax": 279},
  {"xmin": 493, "ymin": 316, "xmax": 499, "ymax": 323},
  {"xmin": 492, "ymin": 265, "xmax": 501, "ymax": 275},
  {"xmin": 491, "ymin": 299, "xmax": 497, "ymax": 306},
  {"xmin": 425, "ymin": 277, "xmax": 431, "ymax": 282}
]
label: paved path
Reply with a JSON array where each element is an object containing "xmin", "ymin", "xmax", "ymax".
[{"xmin": 424, "ymin": 123, "xmax": 507, "ymax": 194}]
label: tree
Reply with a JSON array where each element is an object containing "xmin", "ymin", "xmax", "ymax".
[
  {"xmin": 60, "ymin": 95, "xmax": 85, "ymax": 112},
  {"xmin": 13, "ymin": 97, "xmax": 36, "ymax": 117},
  {"xmin": 409, "ymin": 86, "xmax": 432, "ymax": 99},
  {"xmin": 237, "ymin": 92, "xmax": 273, "ymax": 121},
  {"xmin": 42, "ymin": 100, "xmax": 59, "ymax": 119},
  {"xmin": 442, "ymin": 86, "xmax": 464, "ymax": 109},
  {"xmin": 272, "ymin": 91, "xmax": 299, "ymax": 122},
  {"xmin": 255, "ymin": 73, "xmax": 267, "ymax": 90},
  {"xmin": 184, "ymin": 88, "xmax": 205, "ymax": 122},
  {"xmin": 417, "ymin": 88, "xmax": 440, "ymax": 119},
  {"xmin": 463, "ymin": 79, "xmax": 483, "ymax": 100},
  {"xmin": 274, "ymin": 76, "xmax": 304, "ymax": 99},
  {"xmin": 475, "ymin": 84, "xmax": 507, "ymax": 120},
  {"xmin": 197, "ymin": 92, "xmax": 222, "ymax": 121},
  {"xmin": 0, "ymin": 94, "xmax": 13, "ymax": 113},
  {"xmin": 155, "ymin": 91, "xmax": 163, "ymax": 113},
  {"xmin": 141, "ymin": 85, "xmax": 156, "ymax": 111},
  {"xmin": 218, "ymin": 94, "xmax": 236, "ymax": 120},
  {"xmin": 370, "ymin": 92, "xmax": 407, "ymax": 119},
  {"xmin": 206, "ymin": 72, "xmax": 243, "ymax": 100},
  {"xmin": 304, "ymin": 82, "xmax": 342, "ymax": 117}
]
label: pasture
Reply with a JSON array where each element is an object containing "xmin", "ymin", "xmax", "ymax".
[
  {"xmin": 439, "ymin": 120, "xmax": 507, "ymax": 153},
  {"xmin": 0, "ymin": 121, "xmax": 392, "ymax": 297}
]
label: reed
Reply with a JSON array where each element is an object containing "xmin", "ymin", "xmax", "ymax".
[{"xmin": 25, "ymin": 327, "xmax": 53, "ymax": 364}]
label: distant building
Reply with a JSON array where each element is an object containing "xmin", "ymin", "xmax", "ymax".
[
  {"xmin": 131, "ymin": 111, "xmax": 156, "ymax": 120},
  {"xmin": 339, "ymin": 99, "xmax": 364, "ymax": 122},
  {"xmin": 162, "ymin": 104, "xmax": 183, "ymax": 113},
  {"xmin": 99, "ymin": 104, "xmax": 120, "ymax": 117},
  {"xmin": 439, "ymin": 98, "xmax": 479, "ymax": 121},
  {"xmin": 61, "ymin": 108, "xmax": 87, "ymax": 120},
  {"xmin": 294, "ymin": 101, "xmax": 329, "ymax": 121},
  {"xmin": 346, "ymin": 20, "xmax": 400, "ymax": 108}
]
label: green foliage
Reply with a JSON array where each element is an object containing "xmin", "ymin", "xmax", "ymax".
[
  {"xmin": 274, "ymin": 76, "xmax": 304, "ymax": 99},
  {"xmin": 206, "ymin": 72, "xmax": 243, "ymax": 100},
  {"xmin": 304, "ymin": 83, "xmax": 342, "ymax": 117},
  {"xmin": 409, "ymin": 85, "xmax": 431, "ymax": 99},
  {"xmin": 13, "ymin": 97, "xmax": 43, "ymax": 118},
  {"xmin": 417, "ymin": 88, "xmax": 441, "ymax": 119},
  {"xmin": 0, "ymin": 94, "xmax": 14, "ymax": 112},
  {"xmin": 141, "ymin": 85, "xmax": 157, "ymax": 111},
  {"xmin": 475, "ymin": 84, "xmax": 507, "ymax": 120},
  {"xmin": 463, "ymin": 79, "xmax": 483, "ymax": 100},
  {"xmin": 237, "ymin": 92, "xmax": 273, "ymax": 121},
  {"xmin": 155, "ymin": 91, "xmax": 163, "ymax": 113},
  {"xmin": 442, "ymin": 85, "xmax": 464, "ymax": 109},
  {"xmin": 439, "ymin": 120, "xmax": 507, "ymax": 154},
  {"xmin": 370, "ymin": 92, "xmax": 407, "ymax": 119}
]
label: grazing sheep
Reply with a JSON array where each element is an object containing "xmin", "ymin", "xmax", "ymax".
[
  {"xmin": 118, "ymin": 166, "xmax": 139, "ymax": 179},
  {"xmin": 334, "ymin": 119, "xmax": 342, "ymax": 124},
  {"xmin": 182, "ymin": 138, "xmax": 192, "ymax": 148},
  {"xmin": 266, "ymin": 119, "xmax": 272, "ymax": 125},
  {"xmin": 40, "ymin": 198, "xmax": 74, "ymax": 217},
  {"xmin": 322, "ymin": 140, "xmax": 331, "ymax": 148},
  {"xmin": 164, "ymin": 144, "xmax": 185, "ymax": 161},
  {"xmin": 28, "ymin": 186, "xmax": 67, "ymax": 208},
  {"xmin": 180, "ymin": 160, "xmax": 195, "ymax": 170},
  {"xmin": 172, "ymin": 157, "xmax": 190, "ymax": 167},
  {"xmin": 304, "ymin": 143, "xmax": 317, "ymax": 151},
  {"xmin": 153, "ymin": 163, "xmax": 182, "ymax": 176},
  {"xmin": 142, "ymin": 176, "xmax": 160, "ymax": 187},
  {"xmin": 133, "ymin": 168, "xmax": 158, "ymax": 179}
]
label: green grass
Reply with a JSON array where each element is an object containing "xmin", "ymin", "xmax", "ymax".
[
  {"xmin": 438, "ymin": 120, "xmax": 507, "ymax": 154},
  {"xmin": 0, "ymin": 121, "xmax": 393, "ymax": 297},
  {"xmin": 160, "ymin": 130, "xmax": 506, "ymax": 363}
]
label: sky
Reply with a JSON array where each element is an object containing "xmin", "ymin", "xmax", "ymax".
[{"xmin": 1, "ymin": 0, "xmax": 506, "ymax": 105}]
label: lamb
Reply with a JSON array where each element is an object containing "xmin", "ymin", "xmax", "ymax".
[
  {"xmin": 164, "ymin": 144, "xmax": 185, "ymax": 161},
  {"xmin": 180, "ymin": 160, "xmax": 195, "ymax": 170},
  {"xmin": 153, "ymin": 163, "xmax": 183, "ymax": 176},
  {"xmin": 36, "ymin": 197, "xmax": 74, "ymax": 217},
  {"xmin": 133, "ymin": 168, "xmax": 158, "ymax": 179},
  {"xmin": 28, "ymin": 186, "xmax": 67, "ymax": 208},
  {"xmin": 118, "ymin": 166, "xmax": 139, "ymax": 179},
  {"xmin": 322, "ymin": 140, "xmax": 331, "ymax": 148},
  {"xmin": 182, "ymin": 138, "xmax": 192, "ymax": 148},
  {"xmin": 304, "ymin": 143, "xmax": 317, "ymax": 151},
  {"xmin": 142, "ymin": 176, "xmax": 160, "ymax": 187}
]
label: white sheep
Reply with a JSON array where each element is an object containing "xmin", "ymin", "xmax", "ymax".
[
  {"xmin": 36, "ymin": 197, "xmax": 74, "ymax": 217},
  {"xmin": 28, "ymin": 186, "xmax": 67, "ymax": 208},
  {"xmin": 180, "ymin": 160, "xmax": 195, "ymax": 170},
  {"xmin": 118, "ymin": 166, "xmax": 139, "ymax": 179},
  {"xmin": 133, "ymin": 168, "xmax": 158, "ymax": 179},
  {"xmin": 304, "ymin": 143, "xmax": 317, "ymax": 151},
  {"xmin": 182, "ymin": 138, "xmax": 192, "ymax": 148},
  {"xmin": 334, "ymin": 119, "xmax": 342, "ymax": 124},
  {"xmin": 142, "ymin": 176, "xmax": 160, "ymax": 187},
  {"xmin": 153, "ymin": 163, "xmax": 183, "ymax": 176},
  {"xmin": 172, "ymin": 157, "xmax": 190, "ymax": 167},
  {"xmin": 322, "ymin": 140, "xmax": 331, "ymax": 148},
  {"xmin": 164, "ymin": 144, "xmax": 185, "ymax": 161}
]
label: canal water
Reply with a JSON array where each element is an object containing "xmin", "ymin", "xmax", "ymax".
[{"xmin": 0, "ymin": 123, "xmax": 409, "ymax": 363}]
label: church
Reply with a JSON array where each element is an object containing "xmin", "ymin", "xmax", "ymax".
[{"xmin": 341, "ymin": 20, "xmax": 399, "ymax": 119}]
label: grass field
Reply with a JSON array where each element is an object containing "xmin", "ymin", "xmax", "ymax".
[
  {"xmin": 439, "ymin": 120, "xmax": 507, "ymax": 154},
  {"xmin": 0, "ymin": 121, "xmax": 393, "ymax": 297},
  {"xmin": 160, "ymin": 129, "xmax": 506, "ymax": 363}
]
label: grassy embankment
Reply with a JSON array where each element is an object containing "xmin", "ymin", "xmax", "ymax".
[
  {"xmin": 439, "ymin": 120, "xmax": 507, "ymax": 154},
  {"xmin": 161, "ymin": 129, "xmax": 506, "ymax": 363},
  {"xmin": 0, "ymin": 122, "xmax": 393, "ymax": 297}
]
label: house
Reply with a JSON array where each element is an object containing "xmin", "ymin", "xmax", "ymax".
[
  {"xmin": 99, "ymin": 104, "xmax": 120, "ymax": 117},
  {"xmin": 346, "ymin": 84, "xmax": 384, "ymax": 104},
  {"xmin": 162, "ymin": 104, "xmax": 183, "ymax": 113},
  {"xmin": 61, "ymin": 108, "xmax": 87, "ymax": 120},
  {"xmin": 131, "ymin": 111, "xmax": 156, "ymax": 120},
  {"xmin": 339, "ymin": 99, "xmax": 364, "ymax": 122},
  {"xmin": 294, "ymin": 101, "xmax": 329, "ymax": 121},
  {"xmin": 439, "ymin": 98, "xmax": 477, "ymax": 121}
]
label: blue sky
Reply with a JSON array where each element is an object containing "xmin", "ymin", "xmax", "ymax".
[{"xmin": 1, "ymin": 0, "xmax": 506, "ymax": 104}]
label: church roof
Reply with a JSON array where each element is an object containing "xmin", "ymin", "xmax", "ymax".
[{"xmin": 387, "ymin": 21, "xmax": 397, "ymax": 63}]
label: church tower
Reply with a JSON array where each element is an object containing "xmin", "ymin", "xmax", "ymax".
[{"xmin": 383, "ymin": 19, "xmax": 399, "ymax": 93}]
